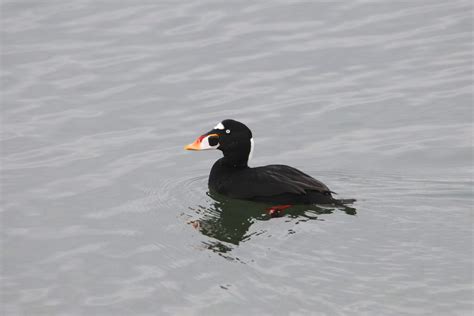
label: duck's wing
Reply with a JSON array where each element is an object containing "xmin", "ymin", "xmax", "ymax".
[{"xmin": 227, "ymin": 164, "xmax": 332, "ymax": 199}]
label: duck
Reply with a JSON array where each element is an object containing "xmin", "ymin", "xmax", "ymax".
[{"xmin": 185, "ymin": 119, "xmax": 355, "ymax": 208}]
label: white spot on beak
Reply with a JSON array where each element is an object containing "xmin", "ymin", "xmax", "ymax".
[
  {"xmin": 214, "ymin": 122, "xmax": 225, "ymax": 130},
  {"xmin": 200, "ymin": 135, "xmax": 219, "ymax": 150}
]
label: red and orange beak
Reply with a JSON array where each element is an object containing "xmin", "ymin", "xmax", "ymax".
[{"xmin": 184, "ymin": 134, "xmax": 219, "ymax": 151}]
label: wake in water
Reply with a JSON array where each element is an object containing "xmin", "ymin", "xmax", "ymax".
[{"xmin": 187, "ymin": 191, "xmax": 356, "ymax": 256}]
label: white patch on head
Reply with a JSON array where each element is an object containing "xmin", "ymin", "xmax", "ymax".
[
  {"xmin": 248, "ymin": 138, "xmax": 255, "ymax": 163},
  {"xmin": 214, "ymin": 122, "xmax": 225, "ymax": 130}
]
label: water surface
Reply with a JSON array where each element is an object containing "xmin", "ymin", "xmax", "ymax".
[{"xmin": 1, "ymin": 0, "xmax": 473, "ymax": 315}]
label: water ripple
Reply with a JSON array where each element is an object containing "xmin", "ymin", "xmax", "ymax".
[{"xmin": 2, "ymin": 0, "xmax": 472, "ymax": 314}]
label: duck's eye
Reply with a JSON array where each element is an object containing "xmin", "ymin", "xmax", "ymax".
[{"xmin": 226, "ymin": 129, "xmax": 231, "ymax": 134}]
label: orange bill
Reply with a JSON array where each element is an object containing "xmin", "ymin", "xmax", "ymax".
[{"xmin": 184, "ymin": 134, "xmax": 219, "ymax": 150}]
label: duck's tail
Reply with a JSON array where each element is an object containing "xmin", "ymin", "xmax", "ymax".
[{"xmin": 334, "ymin": 198, "xmax": 356, "ymax": 205}]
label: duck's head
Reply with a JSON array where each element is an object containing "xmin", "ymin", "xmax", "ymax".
[{"xmin": 185, "ymin": 119, "xmax": 254, "ymax": 167}]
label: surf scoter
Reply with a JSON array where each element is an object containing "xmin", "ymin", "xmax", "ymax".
[{"xmin": 185, "ymin": 119, "xmax": 354, "ymax": 206}]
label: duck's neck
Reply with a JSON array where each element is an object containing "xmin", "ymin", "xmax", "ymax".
[
  {"xmin": 221, "ymin": 151, "xmax": 249, "ymax": 168},
  {"xmin": 220, "ymin": 138, "xmax": 254, "ymax": 168}
]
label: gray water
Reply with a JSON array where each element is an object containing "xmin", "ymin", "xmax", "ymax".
[{"xmin": 1, "ymin": 0, "xmax": 473, "ymax": 315}]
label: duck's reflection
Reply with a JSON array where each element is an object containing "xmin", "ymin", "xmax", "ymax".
[{"xmin": 190, "ymin": 192, "xmax": 356, "ymax": 255}]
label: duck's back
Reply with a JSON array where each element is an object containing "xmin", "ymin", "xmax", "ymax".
[{"xmin": 209, "ymin": 161, "xmax": 336, "ymax": 204}]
